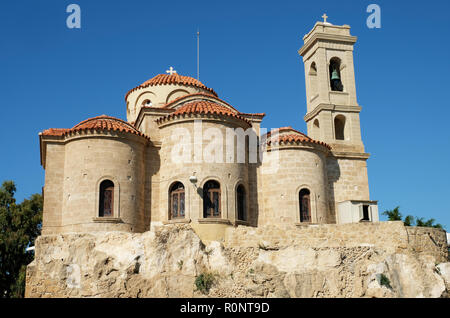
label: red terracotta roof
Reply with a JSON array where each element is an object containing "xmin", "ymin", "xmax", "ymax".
[
  {"xmin": 266, "ymin": 126, "xmax": 331, "ymax": 150},
  {"xmin": 160, "ymin": 93, "xmax": 266, "ymax": 118},
  {"xmin": 41, "ymin": 115, "xmax": 149, "ymax": 140},
  {"xmin": 157, "ymin": 100, "xmax": 251, "ymax": 126},
  {"xmin": 125, "ymin": 74, "xmax": 218, "ymax": 100},
  {"xmin": 161, "ymin": 93, "xmax": 237, "ymax": 111}
]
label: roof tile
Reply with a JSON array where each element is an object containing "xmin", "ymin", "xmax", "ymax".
[
  {"xmin": 125, "ymin": 74, "xmax": 217, "ymax": 100},
  {"xmin": 41, "ymin": 115, "xmax": 150, "ymax": 140},
  {"xmin": 266, "ymin": 126, "xmax": 331, "ymax": 150},
  {"xmin": 157, "ymin": 100, "xmax": 251, "ymax": 126}
]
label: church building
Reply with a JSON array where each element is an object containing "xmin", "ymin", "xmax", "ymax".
[{"xmin": 38, "ymin": 18, "xmax": 379, "ymax": 239}]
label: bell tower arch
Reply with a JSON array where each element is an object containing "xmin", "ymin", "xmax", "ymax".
[{"xmin": 298, "ymin": 18, "xmax": 364, "ymax": 154}]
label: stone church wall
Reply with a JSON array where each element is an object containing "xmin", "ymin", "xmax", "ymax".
[
  {"xmin": 224, "ymin": 221, "xmax": 448, "ymax": 263},
  {"xmin": 326, "ymin": 156, "xmax": 370, "ymax": 218},
  {"xmin": 259, "ymin": 146, "xmax": 329, "ymax": 226},
  {"xmin": 155, "ymin": 118, "xmax": 251, "ymax": 227},
  {"xmin": 43, "ymin": 132, "xmax": 148, "ymax": 234},
  {"xmin": 41, "ymin": 142, "xmax": 65, "ymax": 235}
]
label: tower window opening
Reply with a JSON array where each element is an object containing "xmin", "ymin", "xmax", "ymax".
[
  {"xmin": 313, "ymin": 119, "xmax": 320, "ymax": 138},
  {"xmin": 309, "ymin": 62, "xmax": 317, "ymax": 75},
  {"xmin": 334, "ymin": 115, "xmax": 346, "ymax": 140},
  {"xmin": 329, "ymin": 58, "xmax": 343, "ymax": 92}
]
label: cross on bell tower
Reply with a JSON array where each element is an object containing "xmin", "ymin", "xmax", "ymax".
[{"xmin": 322, "ymin": 13, "xmax": 328, "ymax": 23}]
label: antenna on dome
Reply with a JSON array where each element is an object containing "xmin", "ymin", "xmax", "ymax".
[{"xmin": 197, "ymin": 28, "xmax": 200, "ymax": 81}]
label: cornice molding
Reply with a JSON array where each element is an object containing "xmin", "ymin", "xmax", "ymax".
[
  {"xmin": 299, "ymin": 33, "xmax": 357, "ymax": 56},
  {"xmin": 304, "ymin": 103, "xmax": 362, "ymax": 122},
  {"xmin": 330, "ymin": 151, "xmax": 370, "ymax": 160}
]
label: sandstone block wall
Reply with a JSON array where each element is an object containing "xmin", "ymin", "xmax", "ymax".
[
  {"xmin": 224, "ymin": 221, "xmax": 448, "ymax": 263},
  {"xmin": 326, "ymin": 156, "xmax": 370, "ymax": 217},
  {"xmin": 42, "ymin": 132, "xmax": 148, "ymax": 234},
  {"xmin": 259, "ymin": 147, "xmax": 330, "ymax": 225},
  {"xmin": 405, "ymin": 226, "xmax": 449, "ymax": 263},
  {"xmin": 41, "ymin": 142, "xmax": 65, "ymax": 234},
  {"xmin": 156, "ymin": 118, "xmax": 252, "ymax": 225}
]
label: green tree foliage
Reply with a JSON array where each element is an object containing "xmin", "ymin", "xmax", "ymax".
[
  {"xmin": 0, "ymin": 181, "xmax": 42, "ymax": 298},
  {"xmin": 382, "ymin": 206, "xmax": 444, "ymax": 230},
  {"xmin": 382, "ymin": 206, "xmax": 403, "ymax": 221},
  {"xmin": 415, "ymin": 217, "xmax": 444, "ymax": 229}
]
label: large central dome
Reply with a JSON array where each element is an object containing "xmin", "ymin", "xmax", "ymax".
[{"xmin": 125, "ymin": 73, "xmax": 217, "ymax": 100}]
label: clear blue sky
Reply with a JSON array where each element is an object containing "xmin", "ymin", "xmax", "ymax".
[{"xmin": 1, "ymin": 0, "xmax": 449, "ymax": 229}]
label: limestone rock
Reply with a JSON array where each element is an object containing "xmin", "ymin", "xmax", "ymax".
[{"xmin": 25, "ymin": 225, "xmax": 449, "ymax": 298}]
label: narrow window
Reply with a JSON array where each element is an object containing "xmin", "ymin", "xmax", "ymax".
[
  {"xmin": 299, "ymin": 189, "xmax": 311, "ymax": 223},
  {"xmin": 334, "ymin": 115, "xmax": 346, "ymax": 140},
  {"xmin": 170, "ymin": 182, "xmax": 185, "ymax": 219},
  {"xmin": 329, "ymin": 58, "xmax": 343, "ymax": 91},
  {"xmin": 362, "ymin": 205, "xmax": 370, "ymax": 221},
  {"xmin": 309, "ymin": 62, "xmax": 318, "ymax": 98},
  {"xmin": 203, "ymin": 181, "xmax": 221, "ymax": 218},
  {"xmin": 99, "ymin": 180, "xmax": 114, "ymax": 217},
  {"xmin": 309, "ymin": 62, "xmax": 317, "ymax": 75},
  {"xmin": 236, "ymin": 185, "xmax": 246, "ymax": 221},
  {"xmin": 313, "ymin": 119, "xmax": 320, "ymax": 138}
]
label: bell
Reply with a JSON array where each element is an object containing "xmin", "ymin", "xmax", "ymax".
[{"xmin": 331, "ymin": 69, "xmax": 340, "ymax": 80}]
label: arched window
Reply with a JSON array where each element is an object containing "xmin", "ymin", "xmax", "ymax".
[
  {"xmin": 309, "ymin": 62, "xmax": 317, "ymax": 75},
  {"xmin": 299, "ymin": 189, "xmax": 311, "ymax": 223},
  {"xmin": 329, "ymin": 58, "xmax": 343, "ymax": 92},
  {"xmin": 99, "ymin": 180, "xmax": 114, "ymax": 217},
  {"xmin": 203, "ymin": 181, "xmax": 221, "ymax": 218},
  {"xmin": 334, "ymin": 115, "xmax": 346, "ymax": 140},
  {"xmin": 169, "ymin": 182, "xmax": 185, "ymax": 219},
  {"xmin": 313, "ymin": 119, "xmax": 320, "ymax": 138},
  {"xmin": 309, "ymin": 62, "xmax": 318, "ymax": 98},
  {"xmin": 236, "ymin": 185, "xmax": 246, "ymax": 221}
]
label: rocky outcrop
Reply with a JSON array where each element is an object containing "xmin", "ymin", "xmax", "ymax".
[{"xmin": 25, "ymin": 224, "xmax": 450, "ymax": 298}]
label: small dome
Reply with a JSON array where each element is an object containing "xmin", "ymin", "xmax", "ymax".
[
  {"xmin": 125, "ymin": 73, "xmax": 218, "ymax": 100},
  {"xmin": 157, "ymin": 100, "xmax": 251, "ymax": 126},
  {"xmin": 42, "ymin": 115, "xmax": 149, "ymax": 140},
  {"xmin": 266, "ymin": 126, "xmax": 331, "ymax": 150},
  {"xmin": 72, "ymin": 115, "xmax": 136, "ymax": 130}
]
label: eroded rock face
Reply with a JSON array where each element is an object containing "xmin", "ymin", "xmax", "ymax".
[{"xmin": 25, "ymin": 225, "xmax": 450, "ymax": 298}]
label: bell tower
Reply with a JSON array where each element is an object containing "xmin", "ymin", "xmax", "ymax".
[
  {"xmin": 298, "ymin": 16, "xmax": 378, "ymax": 224},
  {"xmin": 298, "ymin": 16, "xmax": 365, "ymax": 154}
]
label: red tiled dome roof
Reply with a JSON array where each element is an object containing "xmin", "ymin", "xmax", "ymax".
[
  {"xmin": 125, "ymin": 74, "xmax": 218, "ymax": 100},
  {"xmin": 157, "ymin": 100, "xmax": 251, "ymax": 126},
  {"xmin": 41, "ymin": 115, "xmax": 149, "ymax": 140},
  {"xmin": 266, "ymin": 126, "xmax": 331, "ymax": 150}
]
